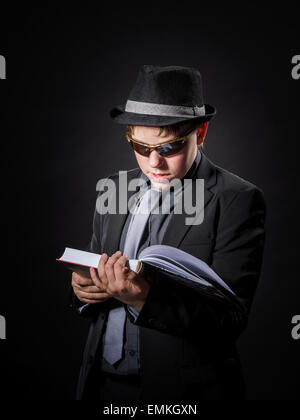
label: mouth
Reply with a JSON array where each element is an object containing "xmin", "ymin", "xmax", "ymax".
[{"xmin": 150, "ymin": 172, "xmax": 171, "ymax": 182}]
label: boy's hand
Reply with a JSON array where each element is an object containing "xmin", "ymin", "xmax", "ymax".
[
  {"xmin": 90, "ymin": 251, "xmax": 150, "ymax": 312},
  {"xmin": 71, "ymin": 271, "xmax": 111, "ymax": 304}
]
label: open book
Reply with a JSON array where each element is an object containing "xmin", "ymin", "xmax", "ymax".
[{"xmin": 57, "ymin": 245, "xmax": 243, "ymax": 311}]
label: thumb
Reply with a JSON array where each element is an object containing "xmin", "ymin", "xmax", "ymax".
[{"xmin": 90, "ymin": 267, "xmax": 106, "ymax": 290}]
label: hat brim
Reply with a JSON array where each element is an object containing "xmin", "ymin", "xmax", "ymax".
[{"xmin": 110, "ymin": 103, "xmax": 216, "ymax": 126}]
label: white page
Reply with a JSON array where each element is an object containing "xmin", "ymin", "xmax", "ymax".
[
  {"xmin": 143, "ymin": 257, "xmax": 212, "ymax": 288},
  {"xmin": 139, "ymin": 245, "xmax": 235, "ymax": 295}
]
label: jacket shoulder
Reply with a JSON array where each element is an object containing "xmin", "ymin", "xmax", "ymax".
[
  {"xmin": 206, "ymin": 158, "xmax": 266, "ymax": 211},
  {"xmin": 216, "ymin": 165, "xmax": 264, "ymax": 194}
]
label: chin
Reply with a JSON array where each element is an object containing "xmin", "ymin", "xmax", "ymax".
[
  {"xmin": 150, "ymin": 177, "xmax": 176, "ymax": 190},
  {"xmin": 151, "ymin": 181, "xmax": 169, "ymax": 190}
]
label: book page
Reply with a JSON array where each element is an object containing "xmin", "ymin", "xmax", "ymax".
[
  {"xmin": 138, "ymin": 245, "xmax": 235, "ymax": 295},
  {"xmin": 143, "ymin": 257, "xmax": 212, "ymax": 287}
]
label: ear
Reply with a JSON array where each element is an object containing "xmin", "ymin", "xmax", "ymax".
[{"xmin": 196, "ymin": 122, "xmax": 208, "ymax": 146}]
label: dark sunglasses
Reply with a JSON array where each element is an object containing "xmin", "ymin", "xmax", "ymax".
[{"xmin": 126, "ymin": 131, "xmax": 190, "ymax": 157}]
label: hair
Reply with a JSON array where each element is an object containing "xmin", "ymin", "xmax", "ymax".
[{"xmin": 127, "ymin": 119, "xmax": 207, "ymax": 148}]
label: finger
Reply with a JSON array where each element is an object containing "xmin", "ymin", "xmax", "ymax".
[
  {"xmin": 76, "ymin": 289, "xmax": 111, "ymax": 301},
  {"xmin": 90, "ymin": 267, "xmax": 105, "ymax": 289},
  {"xmin": 122, "ymin": 253, "xmax": 130, "ymax": 274},
  {"xmin": 96, "ymin": 253, "xmax": 109, "ymax": 287},
  {"xmin": 105, "ymin": 251, "xmax": 123, "ymax": 287},
  {"xmin": 114, "ymin": 255, "xmax": 130, "ymax": 279},
  {"xmin": 73, "ymin": 283, "xmax": 105, "ymax": 294},
  {"xmin": 72, "ymin": 272, "xmax": 93, "ymax": 287},
  {"xmin": 72, "ymin": 277, "xmax": 94, "ymax": 289}
]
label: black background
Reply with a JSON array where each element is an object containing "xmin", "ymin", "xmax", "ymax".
[{"xmin": 0, "ymin": 4, "xmax": 299, "ymax": 401}]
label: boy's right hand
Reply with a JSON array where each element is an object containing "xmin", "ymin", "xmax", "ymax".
[{"xmin": 71, "ymin": 270, "xmax": 111, "ymax": 304}]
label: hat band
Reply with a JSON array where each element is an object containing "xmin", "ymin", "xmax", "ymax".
[{"xmin": 125, "ymin": 100, "xmax": 205, "ymax": 118}]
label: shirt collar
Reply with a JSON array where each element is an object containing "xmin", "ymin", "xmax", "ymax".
[{"xmin": 183, "ymin": 148, "xmax": 201, "ymax": 180}]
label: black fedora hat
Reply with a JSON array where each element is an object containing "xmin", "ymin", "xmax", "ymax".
[{"xmin": 110, "ymin": 65, "xmax": 216, "ymax": 127}]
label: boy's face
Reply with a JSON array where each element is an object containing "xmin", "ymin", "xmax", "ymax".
[{"xmin": 130, "ymin": 125, "xmax": 200, "ymax": 190}]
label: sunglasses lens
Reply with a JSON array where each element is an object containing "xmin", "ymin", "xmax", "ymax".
[
  {"xmin": 156, "ymin": 140, "xmax": 186, "ymax": 157},
  {"xmin": 131, "ymin": 142, "xmax": 151, "ymax": 157},
  {"xmin": 127, "ymin": 133, "xmax": 186, "ymax": 157}
]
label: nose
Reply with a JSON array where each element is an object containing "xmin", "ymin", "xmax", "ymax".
[{"xmin": 148, "ymin": 150, "xmax": 165, "ymax": 168}]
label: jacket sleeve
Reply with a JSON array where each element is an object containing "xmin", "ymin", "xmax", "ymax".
[
  {"xmin": 133, "ymin": 186, "xmax": 266, "ymax": 340},
  {"xmin": 69, "ymin": 203, "xmax": 107, "ymax": 318}
]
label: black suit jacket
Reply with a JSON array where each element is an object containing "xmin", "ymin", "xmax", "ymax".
[{"xmin": 73, "ymin": 152, "xmax": 266, "ymax": 400}]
